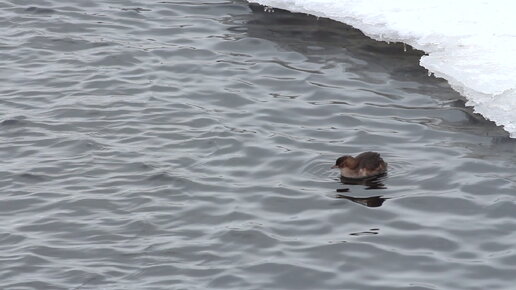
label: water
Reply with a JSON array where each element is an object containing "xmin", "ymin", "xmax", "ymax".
[{"xmin": 1, "ymin": 1, "xmax": 515, "ymax": 289}]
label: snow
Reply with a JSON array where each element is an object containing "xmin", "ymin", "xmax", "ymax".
[{"xmin": 247, "ymin": 0, "xmax": 516, "ymax": 137}]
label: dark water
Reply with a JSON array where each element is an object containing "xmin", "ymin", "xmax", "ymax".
[{"xmin": 1, "ymin": 1, "xmax": 516, "ymax": 289}]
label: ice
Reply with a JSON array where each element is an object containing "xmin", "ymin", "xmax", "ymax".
[{"xmin": 247, "ymin": 0, "xmax": 516, "ymax": 137}]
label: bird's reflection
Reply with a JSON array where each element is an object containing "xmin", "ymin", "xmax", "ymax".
[
  {"xmin": 335, "ymin": 194, "xmax": 387, "ymax": 208},
  {"xmin": 335, "ymin": 174, "xmax": 387, "ymax": 207},
  {"xmin": 340, "ymin": 173, "xmax": 387, "ymax": 189}
]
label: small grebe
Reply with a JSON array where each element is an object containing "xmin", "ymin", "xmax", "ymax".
[{"xmin": 332, "ymin": 152, "xmax": 387, "ymax": 179}]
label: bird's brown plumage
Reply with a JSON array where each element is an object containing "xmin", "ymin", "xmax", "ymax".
[{"xmin": 333, "ymin": 152, "xmax": 387, "ymax": 179}]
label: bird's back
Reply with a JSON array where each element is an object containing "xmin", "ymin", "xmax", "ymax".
[{"xmin": 355, "ymin": 152, "xmax": 385, "ymax": 170}]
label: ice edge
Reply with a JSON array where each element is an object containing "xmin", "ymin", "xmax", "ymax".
[{"xmin": 248, "ymin": 0, "xmax": 515, "ymax": 137}]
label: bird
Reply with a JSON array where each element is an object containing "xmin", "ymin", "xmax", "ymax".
[{"xmin": 332, "ymin": 152, "xmax": 387, "ymax": 179}]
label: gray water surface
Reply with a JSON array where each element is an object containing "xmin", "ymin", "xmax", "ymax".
[{"xmin": 1, "ymin": 1, "xmax": 516, "ymax": 289}]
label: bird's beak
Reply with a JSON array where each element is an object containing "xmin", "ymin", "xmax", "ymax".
[{"xmin": 331, "ymin": 165, "xmax": 338, "ymax": 169}]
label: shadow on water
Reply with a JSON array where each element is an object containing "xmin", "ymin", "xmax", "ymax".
[{"xmin": 245, "ymin": 3, "xmax": 431, "ymax": 83}]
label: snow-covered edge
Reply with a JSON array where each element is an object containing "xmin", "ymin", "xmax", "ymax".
[{"xmin": 247, "ymin": 0, "xmax": 516, "ymax": 137}]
